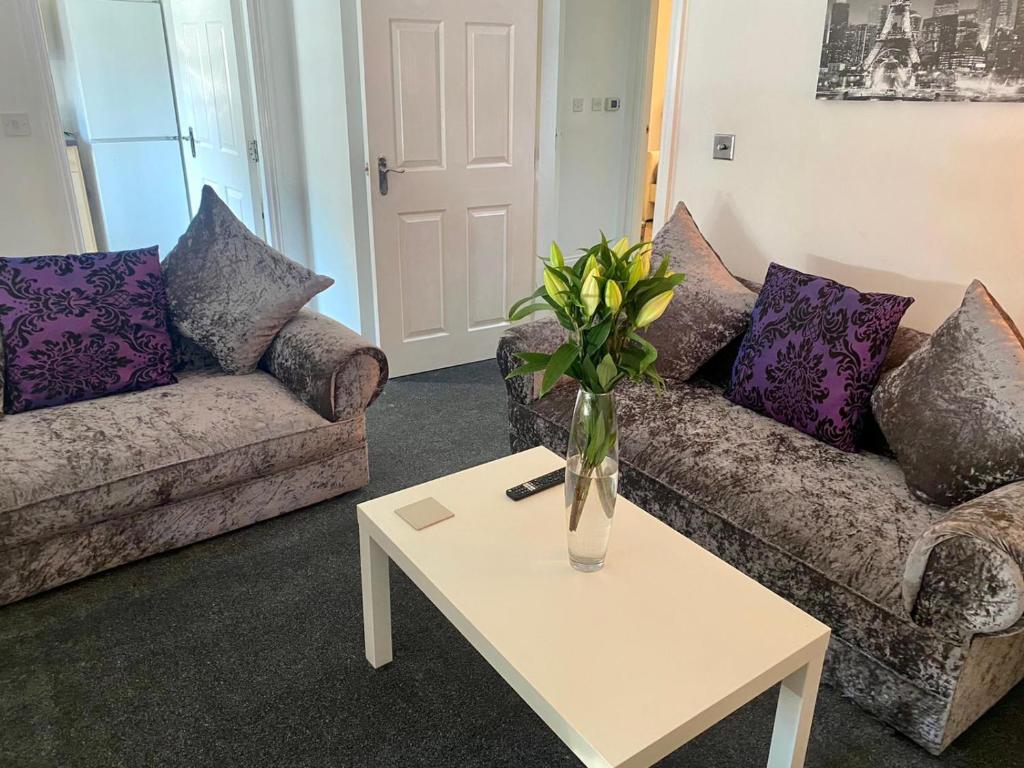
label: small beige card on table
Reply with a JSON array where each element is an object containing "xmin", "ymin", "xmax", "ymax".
[{"xmin": 395, "ymin": 497, "xmax": 454, "ymax": 530}]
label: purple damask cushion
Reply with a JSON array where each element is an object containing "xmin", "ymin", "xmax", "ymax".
[
  {"xmin": 726, "ymin": 263, "xmax": 913, "ymax": 452},
  {"xmin": 0, "ymin": 247, "xmax": 176, "ymax": 414}
]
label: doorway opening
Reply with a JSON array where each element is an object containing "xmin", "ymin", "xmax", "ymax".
[
  {"xmin": 635, "ymin": 0, "xmax": 675, "ymax": 243},
  {"xmin": 538, "ymin": 0, "xmax": 678, "ymax": 258},
  {"xmin": 40, "ymin": 0, "xmax": 266, "ymax": 258}
]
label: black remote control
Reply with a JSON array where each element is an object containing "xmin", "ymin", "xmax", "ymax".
[{"xmin": 506, "ymin": 469, "xmax": 565, "ymax": 501}]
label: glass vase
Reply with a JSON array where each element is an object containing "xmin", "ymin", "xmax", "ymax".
[{"xmin": 565, "ymin": 389, "xmax": 619, "ymax": 572}]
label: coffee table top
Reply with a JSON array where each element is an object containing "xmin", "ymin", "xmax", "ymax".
[{"xmin": 357, "ymin": 447, "xmax": 830, "ymax": 768}]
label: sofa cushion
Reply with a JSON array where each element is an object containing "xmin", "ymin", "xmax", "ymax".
[
  {"xmin": 727, "ymin": 263, "xmax": 913, "ymax": 453},
  {"xmin": 0, "ymin": 369, "xmax": 363, "ymax": 550},
  {"xmin": 0, "ymin": 247, "xmax": 176, "ymax": 413},
  {"xmin": 530, "ymin": 379, "xmax": 946, "ymax": 613},
  {"xmin": 872, "ymin": 280, "xmax": 1024, "ymax": 507},
  {"xmin": 162, "ymin": 186, "xmax": 333, "ymax": 374},
  {"xmin": 641, "ymin": 203, "xmax": 757, "ymax": 385}
]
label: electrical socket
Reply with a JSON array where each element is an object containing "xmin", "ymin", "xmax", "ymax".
[
  {"xmin": 572, "ymin": 97, "xmax": 584, "ymax": 113},
  {"xmin": 591, "ymin": 97, "xmax": 603, "ymax": 112},
  {"xmin": 1, "ymin": 113, "xmax": 31, "ymax": 137}
]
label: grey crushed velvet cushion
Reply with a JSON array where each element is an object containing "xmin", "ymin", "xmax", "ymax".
[
  {"xmin": 903, "ymin": 480, "xmax": 1024, "ymax": 634},
  {"xmin": 260, "ymin": 310, "xmax": 388, "ymax": 423},
  {"xmin": 641, "ymin": 202, "xmax": 757, "ymax": 384},
  {"xmin": 163, "ymin": 186, "xmax": 333, "ymax": 374},
  {"xmin": 872, "ymin": 281, "xmax": 1024, "ymax": 506}
]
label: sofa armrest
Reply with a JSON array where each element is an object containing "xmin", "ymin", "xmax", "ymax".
[
  {"xmin": 904, "ymin": 481, "xmax": 1024, "ymax": 636},
  {"xmin": 261, "ymin": 310, "xmax": 388, "ymax": 422},
  {"xmin": 496, "ymin": 318, "xmax": 568, "ymax": 406}
]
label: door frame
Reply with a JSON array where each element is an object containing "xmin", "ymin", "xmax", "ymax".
[
  {"xmin": 535, "ymin": 0, "xmax": 689, "ymax": 278},
  {"xmin": 37, "ymin": 0, "xmax": 275, "ymax": 253},
  {"xmin": 23, "ymin": 0, "xmax": 89, "ymax": 253},
  {"xmin": 623, "ymin": 0, "xmax": 658, "ymax": 245}
]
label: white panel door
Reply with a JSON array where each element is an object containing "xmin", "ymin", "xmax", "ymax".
[
  {"xmin": 166, "ymin": 0, "xmax": 263, "ymax": 235},
  {"xmin": 362, "ymin": 0, "xmax": 538, "ymax": 377}
]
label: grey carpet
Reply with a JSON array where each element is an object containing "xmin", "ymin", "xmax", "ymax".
[{"xmin": 0, "ymin": 361, "xmax": 1020, "ymax": 767}]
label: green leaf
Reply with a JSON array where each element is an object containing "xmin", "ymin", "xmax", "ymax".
[
  {"xmin": 509, "ymin": 303, "xmax": 551, "ymax": 321},
  {"xmin": 515, "ymin": 351, "xmax": 553, "ymax": 365},
  {"xmin": 644, "ymin": 367, "xmax": 666, "ymax": 392},
  {"xmin": 507, "ymin": 286, "xmax": 547, "ymax": 320},
  {"xmin": 540, "ymin": 341, "xmax": 579, "ymax": 397},
  {"xmin": 619, "ymin": 347, "xmax": 645, "ymax": 375},
  {"xmin": 505, "ymin": 351, "xmax": 552, "ymax": 379},
  {"xmin": 629, "ymin": 333, "xmax": 659, "ymax": 372},
  {"xmin": 597, "ymin": 353, "xmax": 617, "ymax": 391},
  {"xmin": 506, "ymin": 362, "xmax": 545, "ymax": 379},
  {"xmin": 584, "ymin": 317, "xmax": 613, "ymax": 356},
  {"xmin": 580, "ymin": 357, "xmax": 600, "ymax": 392},
  {"xmin": 584, "ymin": 414, "xmax": 606, "ymax": 466}
]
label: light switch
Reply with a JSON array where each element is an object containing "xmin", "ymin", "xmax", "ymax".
[
  {"xmin": 713, "ymin": 134, "xmax": 735, "ymax": 161},
  {"xmin": 572, "ymin": 97, "xmax": 584, "ymax": 113},
  {"xmin": 591, "ymin": 97, "xmax": 603, "ymax": 112},
  {"xmin": 2, "ymin": 113, "xmax": 31, "ymax": 137},
  {"xmin": 605, "ymin": 97, "xmax": 621, "ymax": 112}
]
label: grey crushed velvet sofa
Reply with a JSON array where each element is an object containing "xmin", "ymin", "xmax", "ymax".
[
  {"xmin": 499, "ymin": 316, "xmax": 1024, "ymax": 755},
  {"xmin": 0, "ymin": 310, "xmax": 387, "ymax": 606}
]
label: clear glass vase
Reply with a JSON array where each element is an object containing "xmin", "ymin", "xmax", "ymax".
[{"xmin": 565, "ymin": 389, "xmax": 619, "ymax": 572}]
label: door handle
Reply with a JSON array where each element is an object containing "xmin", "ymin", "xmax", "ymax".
[
  {"xmin": 183, "ymin": 127, "xmax": 196, "ymax": 158},
  {"xmin": 377, "ymin": 156, "xmax": 405, "ymax": 196}
]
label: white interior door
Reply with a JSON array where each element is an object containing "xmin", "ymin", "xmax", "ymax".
[
  {"xmin": 165, "ymin": 0, "xmax": 263, "ymax": 235},
  {"xmin": 362, "ymin": 0, "xmax": 539, "ymax": 377}
]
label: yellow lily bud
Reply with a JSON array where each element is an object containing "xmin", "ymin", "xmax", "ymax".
[
  {"xmin": 581, "ymin": 254, "xmax": 598, "ymax": 279},
  {"xmin": 636, "ymin": 290, "xmax": 673, "ymax": 328},
  {"xmin": 627, "ymin": 248, "xmax": 651, "ymax": 290},
  {"xmin": 549, "ymin": 241, "xmax": 565, "ymax": 268},
  {"xmin": 581, "ymin": 269, "xmax": 602, "ymax": 318},
  {"xmin": 544, "ymin": 268, "xmax": 569, "ymax": 307},
  {"xmin": 612, "ymin": 237, "xmax": 630, "ymax": 258},
  {"xmin": 605, "ymin": 279, "xmax": 623, "ymax": 313}
]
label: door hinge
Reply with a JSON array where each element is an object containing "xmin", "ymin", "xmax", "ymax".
[{"xmin": 247, "ymin": 139, "xmax": 260, "ymax": 163}]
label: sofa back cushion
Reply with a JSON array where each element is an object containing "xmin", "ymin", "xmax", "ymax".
[
  {"xmin": 642, "ymin": 203, "xmax": 757, "ymax": 385},
  {"xmin": 726, "ymin": 263, "xmax": 913, "ymax": 453},
  {"xmin": 872, "ymin": 280, "xmax": 1024, "ymax": 506},
  {"xmin": 0, "ymin": 247, "xmax": 176, "ymax": 414},
  {"xmin": 162, "ymin": 186, "xmax": 333, "ymax": 374}
]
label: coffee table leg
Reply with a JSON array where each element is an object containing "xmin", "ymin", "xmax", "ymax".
[
  {"xmin": 360, "ymin": 524, "xmax": 393, "ymax": 668},
  {"xmin": 766, "ymin": 650, "xmax": 824, "ymax": 768}
]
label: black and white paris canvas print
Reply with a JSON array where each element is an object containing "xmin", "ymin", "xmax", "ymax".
[{"xmin": 818, "ymin": 1, "xmax": 1024, "ymax": 101}]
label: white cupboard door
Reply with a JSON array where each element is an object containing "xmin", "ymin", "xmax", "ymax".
[
  {"xmin": 166, "ymin": 0, "xmax": 263, "ymax": 235},
  {"xmin": 362, "ymin": 0, "xmax": 539, "ymax": 377}
]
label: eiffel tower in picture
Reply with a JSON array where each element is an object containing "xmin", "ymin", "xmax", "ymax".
[{"xmin": 863, "ymin": 1, "xmax": 922, "ymax": 92}]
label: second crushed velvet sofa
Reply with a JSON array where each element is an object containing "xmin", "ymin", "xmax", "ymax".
[
  {"xmin": 0, "ymin": 310, "xmax": 387, "ymax": 606},
  {"xmin": 497, "ymin": 209, "xmax": 1024, "ymax": 755}
]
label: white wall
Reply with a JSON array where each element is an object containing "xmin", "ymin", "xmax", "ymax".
[
  {"xmin": 669, "ymin": 0, "xmax": 1024, "ymax": 332},
  {"xmin": 292, "ymin": 0, "xmax": 363, "ymax": 332},
  {"xmin": 555, "ymin": 0, "xmax": 650, "ymax": 251},
  {"xmin": 0, "ymin": 0, "xmax": 78, "ymax": 256},
  {"xmin": 38, "ymin": 0, "xmax": 77, "ymax": 134}
]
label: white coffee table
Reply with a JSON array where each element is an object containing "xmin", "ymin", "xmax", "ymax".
[{"xmin": 357, "ymin": 447, "xmax": 830, "ymax": 767}]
